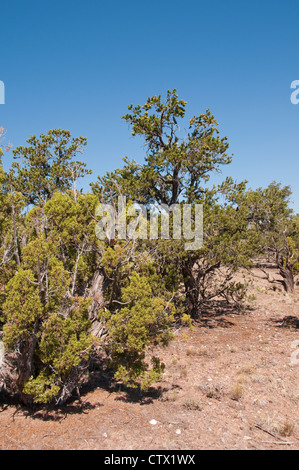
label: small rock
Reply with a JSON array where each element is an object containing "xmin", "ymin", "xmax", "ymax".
[
  {"xmin": 259, "ymin": 400, "xmax": 269, "ymax": 407},
  {"xmin": 150, "ymin": 419, "xmax": 157, "ymax": 425}
]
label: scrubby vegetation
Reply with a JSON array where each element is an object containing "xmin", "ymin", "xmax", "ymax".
[{"xmin": 0, "ymin": 90, "xmax": 298, "ymax": 406}]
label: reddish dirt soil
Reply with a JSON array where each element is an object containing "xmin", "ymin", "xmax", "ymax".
[{"xmin": 0, "ymin": 268, "xmax": 298, "ymax": 450}]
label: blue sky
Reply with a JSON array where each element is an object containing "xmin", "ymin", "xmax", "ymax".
[{"xmin": 1, "ymin": 0, "xmax": 299, "ymax": 211}]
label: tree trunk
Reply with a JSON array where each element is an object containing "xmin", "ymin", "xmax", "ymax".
[
  {"xmin": 279, "ymin": 265, "xmax": 295, "ymax": 293},
  {"xmin": 10, "ymin": 188, "xmax": 20, "ymax": 266},
  {"xmin": 16, "ymin": 334, "xmax": 38, "ymax": 405},
  {"xmin": 276, "ymin": 231, "xmax": 296, "ymax": 294},
  {"xmin": 88, "ymin": 270, "xmax": 110, "ymax": 339},
  {"xmin": 88, "ymin": 270, "xmax": 106, "ymax": 320},
  {"xmin": 182, "ymin": 263, "xmax": 199, "ymax": 319}
]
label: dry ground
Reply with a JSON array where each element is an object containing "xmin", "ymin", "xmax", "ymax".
[{"xmin": 0, "ymin": 268, "xmax": 298, "ymax": 450}]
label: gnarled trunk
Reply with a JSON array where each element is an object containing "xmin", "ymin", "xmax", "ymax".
[
  {"xmin": 182, "ymin": 263, "xmax": 199, "ymax": 319},
  {"xmin": 88, "ymin": 270, "xmax": 109, "ymax": 339},
  {"xmin": 16, "ymin": 334, "xmax": 38, "ymax": 405},
  {"xmin": 279, "ymin": 265, "xmax": 295, "ymax": 293}
]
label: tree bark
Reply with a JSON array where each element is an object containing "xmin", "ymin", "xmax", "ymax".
[
  {"xmin": 16, "ymin": 334, "xmax": 38, "ymax": 405},
  {"xmin": 279, "ymin": 265, "xmax": 295, "ymax": 293},
  {"xmin": 182, "ymin": 263, "xmax": 199, "ymax": 319},
  {"xmin": 10, "ymin": 188, "xmax": 20, "ymax": 266}
]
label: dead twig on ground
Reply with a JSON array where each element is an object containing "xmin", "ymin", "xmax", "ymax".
[{"xmin": 254, "ymin": 424, "xmax": 286, "ymax": 442}]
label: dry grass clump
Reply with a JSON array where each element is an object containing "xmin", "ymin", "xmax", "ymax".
[
  {"xmin": 183, "ymin": 397, "xmax": 202, "ymax": 411},
  {"xmin": 228, "ymin": 383, "xmax": 243, "ymax": 401},
  {"xmin": 264, "ymin": 415, "xmax": 295, "ymax": 438},
  {"xmin": 186, "ymin": 347, "xmax": 210, "ymax": 357},
  {"xmin": 237, "ymin": 364, "xmax": 255, "ymax": 376},
  {"xmin": 278, "ymin": 418, "xmax": 295, "ymax": 437},
  {"xmin": 199, "ymin": 383, "xmax": 223, "ymax": 400}
]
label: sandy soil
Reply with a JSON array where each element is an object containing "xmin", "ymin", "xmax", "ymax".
[{"xmin": 0, "ymin": 268, "xmax": 298, "ymax": 450}]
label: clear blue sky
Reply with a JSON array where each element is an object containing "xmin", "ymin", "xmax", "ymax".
[{"xmin": 1, "ymin": 0, "xmax": 299, "ymax": 212}]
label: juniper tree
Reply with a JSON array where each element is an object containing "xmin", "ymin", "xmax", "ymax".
[
  {"xmin": 92, "ymin": 90, "xmax": 253, "ymax": 317},
  {"xmin": 9, "ymin": 129, "xmax": 91, "ymax": 206},
  {"xmin": 0, "ymin": 186, "xmax": 175, "ymax": 404},
  {"xmin": 242, "ymin": 182, "xmax": 299, "ymax": 293},
  {"xmin": 1, "ymin": 227, "xmax": 95, "ymax": 405}
]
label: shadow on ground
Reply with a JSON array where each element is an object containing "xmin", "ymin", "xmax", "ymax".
[
  {"xmin": 270, "ymin": 315, "xmax": 299, "ymax": 329},
  {"xmin": 194, "ymin": 300, "xmax": 250, "ymax": 329}
]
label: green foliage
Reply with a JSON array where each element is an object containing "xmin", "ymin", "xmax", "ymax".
[
  {"xmin": 3, "ymin": 269, "xmax": 44, "ymax": 347},
  {"xmin": 22, "ymin": 299, "xmax": 93, "ymax": 405},
  {"xmin": 22, "ymin": 299, "xmax": 93, "ymax": 404},
  {"xmin": 8, "ymin": 129, "xmax": 91, "ymax": 206},
  {"xmin": 241, "ymin": 182, "xmax": 299, "ymax": 292},
  {"xmin": 0, "ymin": 189, "xmax": 97, "ymax": 403},
  {"xmin": 93, "ymin": 89, "xmax": 232, "ymax": 206},
  {"xmin": 23, "ymin": 372, "xmax": 61, "ymax": 405},
  {"xmin": 2, "ymin": 261, "xmax": 94, "ymax": 403},
  {"xmin": 100, "ymin": 272, "xmax": 175, "ymax": 389}
]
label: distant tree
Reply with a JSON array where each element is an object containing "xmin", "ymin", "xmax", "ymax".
[{"xmin": 242, "ymin": 182, "xmax": 299, "ymax": 293}]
